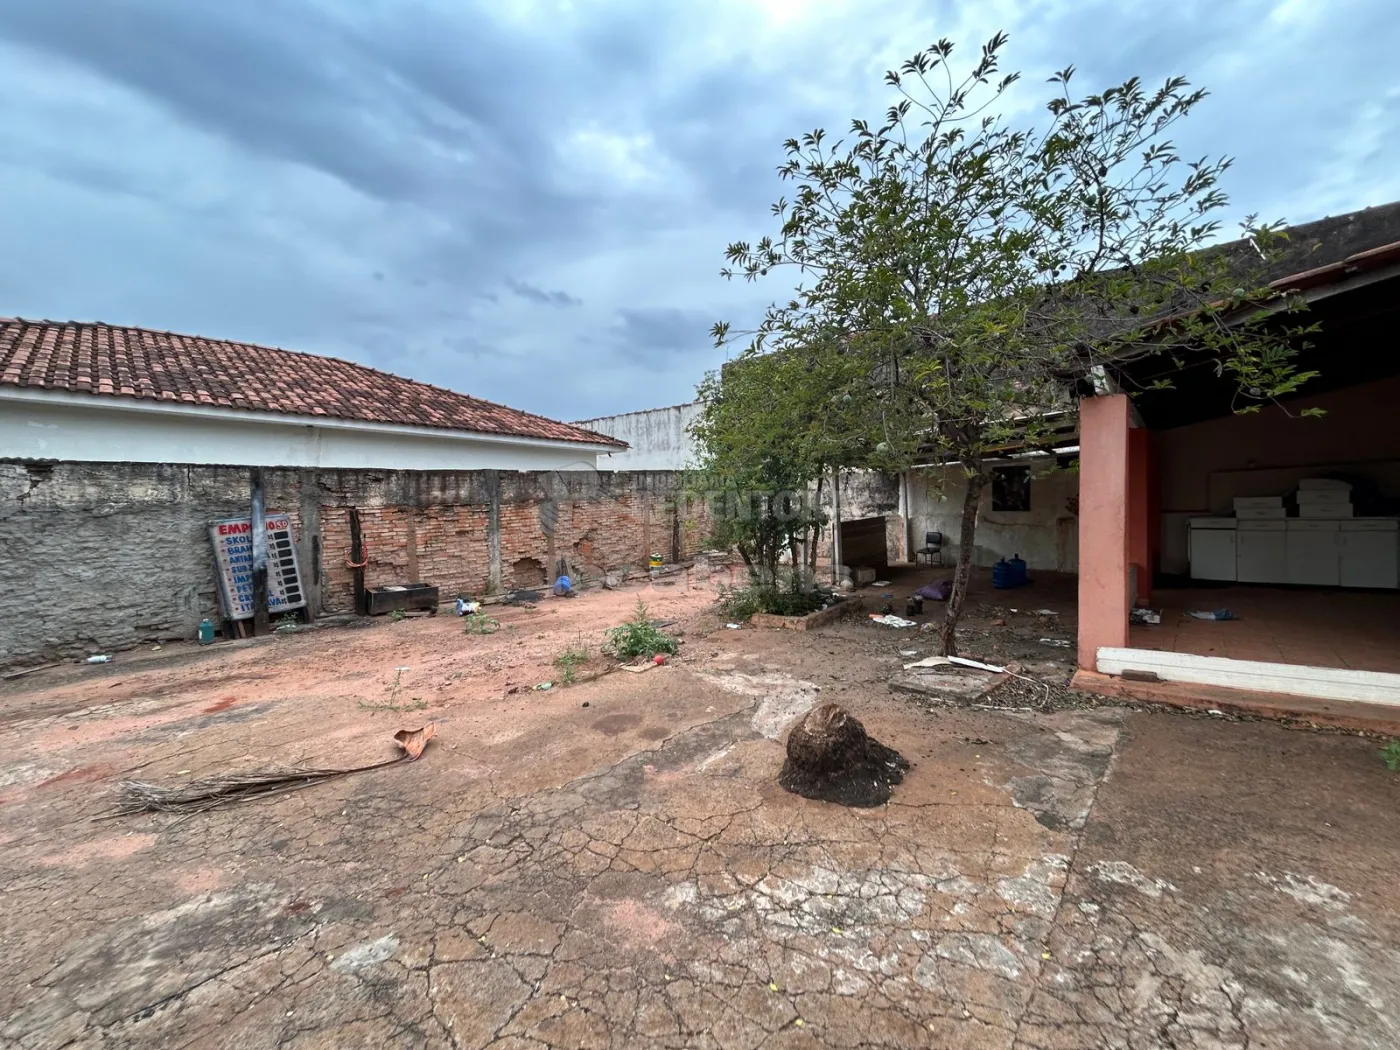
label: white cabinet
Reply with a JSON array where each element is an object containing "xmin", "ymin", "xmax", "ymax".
[
  {"xmin": 1189, "ymin": 515, "xmax": 1397, "ymax": 588},
  {"xmin": 1189, "ymin": 521, "xmax": 1237, "ymax": 581},
  {"xmin": 1237, "ymin": 521, "xmax": 1286, "ymax": 583},
  {"xmin": 1339, "ymin": 520, "xmax": 1399, "ymax": 589},
  {"xmin": 1286, "ymin": 520, "xmax": 1340, "ymax": 586}
]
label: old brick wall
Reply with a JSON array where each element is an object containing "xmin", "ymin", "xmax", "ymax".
[{"xmin": 0, "ymin": 461, "xmax": 709, "ymax": 668}]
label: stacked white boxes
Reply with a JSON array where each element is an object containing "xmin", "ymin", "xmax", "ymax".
[
  {"xmin": 1295, "ymin": 479, "xmax": 1353, "ymax": 519},
  {"xmin": 1232, "ymin": 495, "xmax": 1286, "ymax": 519}
]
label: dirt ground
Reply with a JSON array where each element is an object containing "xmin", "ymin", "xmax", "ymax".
[{"xmin": 3, "ymin": 568, "xmax": 1399, "ymax": 1049}]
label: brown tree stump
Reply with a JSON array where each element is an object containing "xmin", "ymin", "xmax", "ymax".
[{"xmin": 778, "ymin": 703, "xmax": 911, "ymax": 807}]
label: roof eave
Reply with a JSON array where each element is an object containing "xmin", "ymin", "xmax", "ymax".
[{"xmin": 0, "ymin": 386, "xmax": 627, "ymax": 454}]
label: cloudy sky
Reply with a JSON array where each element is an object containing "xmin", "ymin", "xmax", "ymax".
[{"xmin": 1, "ymin": 1, "xmax": 1397, "ymax": 422}]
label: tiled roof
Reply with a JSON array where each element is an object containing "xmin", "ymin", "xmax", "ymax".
[{"xmin": 0, "ymin": 319, "xmax": 625, "ymax": 448}]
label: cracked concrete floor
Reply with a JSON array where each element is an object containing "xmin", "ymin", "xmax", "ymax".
[{"xmin": 2, "ymin": 583, "xmax": 1399, "ymax": 1049}]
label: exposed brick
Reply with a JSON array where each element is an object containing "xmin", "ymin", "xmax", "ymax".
[{"xmin": 1, "ymin": 461, "xmax": 714, "ymax": 668}]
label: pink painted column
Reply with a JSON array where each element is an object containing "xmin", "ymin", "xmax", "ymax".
[
  {"xmin": 1128, "ymin": 426, "xmax": 1152, "ymax": 606},
  {"xmin": 1077, "ymin": 394, "xmax": 1131, "ymax": 670}
]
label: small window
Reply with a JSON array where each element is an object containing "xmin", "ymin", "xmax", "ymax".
[{"xmin": 991, "ymin": 466, "xmax": 1031, "ymax": 512}]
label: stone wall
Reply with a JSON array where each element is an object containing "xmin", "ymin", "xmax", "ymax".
[{"xmin": 0, "ymin": 461, "xmax": 710, "ymax": 668}]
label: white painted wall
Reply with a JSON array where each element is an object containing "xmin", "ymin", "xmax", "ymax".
[
  {"xmin": 577, "ymin": 402, "xmax": 701, "ymax": 471},
  {"xmin": 0, "ymin": 390, "xmax": 608, "ymax": 471},
  {"xmin": 907, "ymin": 463, "xmax": 1080, "ymax": 573}
]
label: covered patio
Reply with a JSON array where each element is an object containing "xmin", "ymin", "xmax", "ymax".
[{"xmin": 1074, "ymin": 224, "xmax": 1400, "ymax": 711}]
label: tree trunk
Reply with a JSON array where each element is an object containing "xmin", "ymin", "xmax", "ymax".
[
  {"xmin": 738, "ymin": 544, "xmax": 757, "ymax": 581},
  {"xmin": 937, "ymin": 470, "xmax": 985, "ymax": 656}
]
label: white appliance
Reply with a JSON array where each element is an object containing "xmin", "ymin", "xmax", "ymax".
[
  {"xmin": 1286, "ymin": 519, "xmax": 1341, "ymax": 586},
  {"xmin": 1189, "ymin": 518, "xmax": 1237, "ymax": 581},
  {"xmin": 1340, "ymin": 519, "xmax": 1399, "ymax": 589},
  {"xmin": 1237, "ymin": 520, "xmax": 1286, "ymax": 583}
]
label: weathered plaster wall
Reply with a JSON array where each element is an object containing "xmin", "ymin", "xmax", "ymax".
[
  {"xmin": 0, "ymin": 462, "xmax": 709, "ymax": 668},
  {"xmin": 821, "ymin": 470, "xmax": 906, "ymax": 564},
  {"xmin": 576, "ymin": 402, "xmax": 702, "ymax": 471},
  {"xmin": 907, "ymin": 463, "xmax": 1080, "ymax": 572}
]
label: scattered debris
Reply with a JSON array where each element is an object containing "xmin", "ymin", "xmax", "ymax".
[
  {"xmin": 1188, "ymin": 608, "xmax": 1237, "ymax": 621},
  {"xmin": 454, "ymin": 598, "xmax": 481, "ymax": 616},
  {"xmin": 915, "ymin": 580, "xmax": 953, "ymax": 601},
  {"xmin": 871, "ymin": 580, "xmax": 891, "ymax": 587},
  {"xmin": 85, "ymin": 655, "xmax": 112, "ymax": 664},
  {"xmin": 534, "ymin": 681, "xmax": 554, "ymax": 691},
  {"xmin": 725, "ymin": 623, "xmax": 743, "ymax": 629},
  {"xmin": 1035, "ymin": 609, "xmax": 1058, "ymax": 616},
  {"xmin": 506, "ymin": 589, "xmax": 543, "ymax": 605},
  {"xmin": 619, "ymin": 663, "xmax": 653, "ymax": 674},
  {"xmin": 99, "ymin": 725, "xmax": 436, "ymax": 818},
  {"xmin": 899, "ymin": 649, "xmax": 919, "ymax": 657},
  {"xmin": 552, "ymin": 575, "xmax": 574, "ymax": 597},
  {"xmin": 904, "ymin": 655, "xmax": 1006, "ymax": 673},
  {"xmin": 869, "ymin": 614, "xmax": 917, "ymax": 628},
  {"xmin": 393, "ymin": 724, "xmax": 436, "ymax": 759},
  {"xmin": 1130, "ymin": 608, "xmax": 1162, "ymax": 625},
  {"xmin": 989, "ymin": 618, "xmax": 1007, "ymax": 626},
  {"xmin": 3, "ymin": 662, "xmax": 62, "ymax": 680},
  {"xmin": 1039, "ymin": 638, "xmax": 1071, "ymax": 648},
  {"xmin": 778, "ymin": 702, "xmax": 910, "ymax": 807}
]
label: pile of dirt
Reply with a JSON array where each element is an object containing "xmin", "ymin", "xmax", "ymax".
[{"xmin": 778, "ymin": 702, "xmax": 911, "ymax": 807}]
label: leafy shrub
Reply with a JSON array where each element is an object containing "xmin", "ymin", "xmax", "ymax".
[
  {"xmin": 603, "ymin": 600, "xmax": 679, "ymax": 660},
  {"xmin": 463, "ymin": 611, "xmax": 500, "ymax": 635},
  {"xmin": 553, "ymin": 637, "xmax": 590, "ymax": 684},
  {"xmin": 717, "ymin": 582, "xmax": 834, "ymax": 620},
  {"xmin": 1381, "ymin": 740, "xmax": 1400, "ymax": 771}
]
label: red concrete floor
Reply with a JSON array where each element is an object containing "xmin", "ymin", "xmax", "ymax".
[{"xmin": 1129, "ymin": 584, "xmax": 1400, "ymax": 673}]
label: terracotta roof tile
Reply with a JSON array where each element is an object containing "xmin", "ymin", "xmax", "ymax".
[{"xmin": 0, "ymin": 319, "xmax": 626, "ymax": 449}]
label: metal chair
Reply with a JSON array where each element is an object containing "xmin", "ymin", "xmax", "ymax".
[{"xmin": 915, "ymin": 531, "xmax": 943, "ymax": 567}]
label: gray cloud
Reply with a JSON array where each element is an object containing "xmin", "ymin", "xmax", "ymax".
[
  {"xmin": 0, "ymin": 0, "xmax": 1397, "ymax": 421},
  {"xmin": 611, "ymin": 307, "xmax": 713, "ymax": 365},
  {"xmin": 505, "ymin": 279, "xmax": 582, "ymax": 309}
]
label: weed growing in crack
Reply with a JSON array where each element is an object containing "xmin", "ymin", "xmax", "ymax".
[
  {"xmin": 603, "ymin": 600, "xmax": 678, "ymax": 661},
  {"xmin": 388, "ymin": 609, "xmax": 407, "ymax": 622},
  {"xmin": 359, "ymin": 668, "xmax": 428, "ymax": 711}
]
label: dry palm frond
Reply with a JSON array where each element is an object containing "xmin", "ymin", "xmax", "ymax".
[{"xmin": 98, "ymin": 724, "xmax": 435, "ymax": 819}]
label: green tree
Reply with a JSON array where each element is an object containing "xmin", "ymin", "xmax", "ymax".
[
  {"xmin": 687, "ymin": 348, "xmax": 834, "ymax": 586},
  {"xmin": 713, "ymin": 33, "xmax": 1310, "ymax": 655}
]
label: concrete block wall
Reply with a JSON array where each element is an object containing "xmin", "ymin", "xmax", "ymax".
[{"xmin": 0, "ymin": 461, "xmax": 711, "ymax": 669}]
